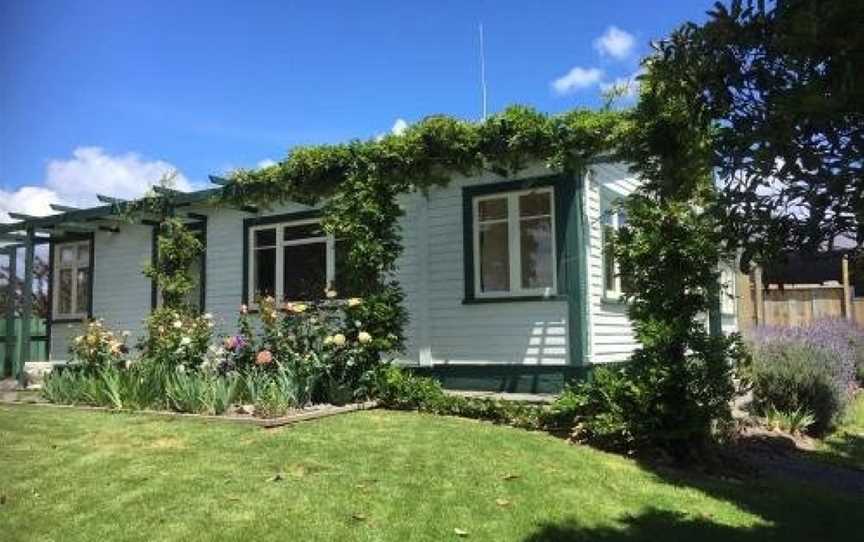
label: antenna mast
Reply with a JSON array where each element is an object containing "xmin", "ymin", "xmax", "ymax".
[{"xmin": 479, "ymin": 23, "xmax": 488, "ymax": 121}]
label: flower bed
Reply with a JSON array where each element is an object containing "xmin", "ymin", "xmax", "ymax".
[{"xmin": 42, "ymin": 292, "xmax": 389, "ymax": 419}]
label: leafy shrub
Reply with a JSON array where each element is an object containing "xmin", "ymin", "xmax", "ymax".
[
  {"xmin": 763, "ymin": 406, "xmax": 816, "ymax": 435},
  {"xmin": 230, "ymin": 295, "xmax": 384, "ymax": 403},
  {"xmin": 69, "ymin": 320, "xmax": 130, "ymax": 370},
  {"xmin": 556, "ymin": 334, "xmax": 743, "ymax": 455},
  {"xmin": 374, "ymin": 366, "xmax": 548, "ymax": 430},
  {"xmin": 748, "ymin": 321, "xmax": 858, "ymax": 434}
]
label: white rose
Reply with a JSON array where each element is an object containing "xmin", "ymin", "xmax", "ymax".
[
  {"xmin": 332, "ymin": 334, "xmax": 347, "ymax": 346},
  {"xmin": 172, "ymin": 320, "xmax": 183, "ymax": 329},
  {"xmin": 358, "ymin": 331, "xmax": 372, "ymax": 344},
  {"xmin": 180, "ymin": 336, "xmax": 192, "ymax": 346}
]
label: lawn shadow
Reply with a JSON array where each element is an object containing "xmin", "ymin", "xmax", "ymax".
[
  {"xmin": 523, "ymin": 431, "xmax": 861, "ymax": 542},
  {"xmin": 524, "ymin": 508, "xmax": 766, "ymax": 542},
  {"xmin": 808, "ymin": 430, "xmax": 864, "ymax": 470}
]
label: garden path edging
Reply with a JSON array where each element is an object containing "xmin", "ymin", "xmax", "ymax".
[{"xmin": 0, "ymin": 399, "xmax": 379, "ymax": 427}]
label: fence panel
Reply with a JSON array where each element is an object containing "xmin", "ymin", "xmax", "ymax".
[{"xmin": 0, "ymin": 318, "xmax": 49, "ymax": 378}]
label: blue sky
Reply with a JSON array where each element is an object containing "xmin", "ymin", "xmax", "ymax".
[{"xmin": 0, "ymin": 0, "xmax": 711, "ymax": 217}]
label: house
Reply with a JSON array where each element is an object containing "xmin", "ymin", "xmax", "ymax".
[{"xmin": 0, "ymin": 161, "xmax": 738, "ymax": 393}]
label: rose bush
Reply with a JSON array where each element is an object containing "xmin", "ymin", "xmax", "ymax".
[
  {"xmin": 69, "ymin": 320, "xmax": 130, "ymax": 371},
  {"xmin": 139, "ymin": 307, "xmax": 214, "ymax": 370}
]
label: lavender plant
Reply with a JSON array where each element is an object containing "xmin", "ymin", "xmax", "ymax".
[{"xmin": 748, "ymin": 319, "xmax": 860, "ymax": 434}]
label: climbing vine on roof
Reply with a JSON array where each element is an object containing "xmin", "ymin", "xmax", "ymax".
[{"xmin": 224, "ymin": 105, "xmax": 630, "ymax": 354}]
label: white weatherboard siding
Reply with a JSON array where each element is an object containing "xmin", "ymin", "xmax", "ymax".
[
  {"xmin": 402, "ymin": 165, "xmax": 570, "ymax": 367},
  {"xmin": 48, "ymin": 161, "xmax": 676, "ymax": 370},
  {"xmin": 585, "ymin": 162, "xmax": 640, "ymax": 363}
]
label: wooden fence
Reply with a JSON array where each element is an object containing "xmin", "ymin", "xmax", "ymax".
[
  {"xmin": 737, "ymin": 257, "xmax": 859, "ymax": 333},
  {"xmin": 0, "ymin": 318, "xmax": 48, "ymax": 378}
]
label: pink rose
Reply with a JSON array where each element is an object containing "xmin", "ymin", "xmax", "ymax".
[{"xmin": 255, "ymin": 350, "xmax": 273, "ymax": 365}]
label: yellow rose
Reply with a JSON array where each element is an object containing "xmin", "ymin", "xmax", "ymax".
[
  {"xmin": 358, "ymin": 331, "xmax": 372, "ymax": 344},
  {"xmin": 332, "ymin": 334, "xmax": 347, "ymax": 346},
  {"xmin": 347, "ymin": 298, "xmax": 362, "ymax": 308},
  {"xmin": 293, "ymin": 303, "xmax": 308, "ymax": 313}
]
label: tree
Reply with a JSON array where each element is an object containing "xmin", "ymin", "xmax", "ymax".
[{"xmin": 639, "ymin": 0, "xmax": 864, "ymax": 265}]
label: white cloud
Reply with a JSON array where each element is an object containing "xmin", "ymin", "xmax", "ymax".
[
  {"xmin": 256, "ymin": 158, "xmax": 277, "ymax": 169},
  {"xmin": 551, "ymin": 67, "xmax": 604, "ymax": 95},
  {"xmin": 593, "ymin": 26, "xmax": 636, "ymax": 60},
  {"xmin": 0, "ymin": 146, "xmax": 194, "ymax": 223},
  {"xmin": 391, "ymin": 118, "xmax": 409, "ymax": 136}
]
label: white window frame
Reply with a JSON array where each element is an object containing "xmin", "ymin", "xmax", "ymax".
[
  {"xmin": 247, "ymin": 218, "xmax": 335, "ymax": 305},
  {"xmin": 472, "ymin": 187, "xmax": 557, "ymax": 299},
  {"xmin": 53, "ymin": 240, "xmax": 91, "ymax": 320},
  {"xmin": 602, "ymin": 204, "xmax": 626, "ymax": 301}
]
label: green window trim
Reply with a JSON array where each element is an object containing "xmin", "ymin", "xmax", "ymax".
[
  {"xmin": 49, "ymin": 232, "xmax": 94, "ymax": 323},
  {"xmin": 462, "ymin": 173, "xmax": 588, "ymax": 366},
  {"xmin": 462, "ymin": 175, "xmax": 568, "ymax": 303}
]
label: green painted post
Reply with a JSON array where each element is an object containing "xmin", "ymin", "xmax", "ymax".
[
  {"xmin": 19, "ymin": 227, "xmax": 34, "ymax": 387},
  {"xmin": 3, "ymin": 247, "xmax": 14, "ymax": 378},
  {"xmin": 563, "ymin": 169, "xmax": 588, "ymax": 368}
]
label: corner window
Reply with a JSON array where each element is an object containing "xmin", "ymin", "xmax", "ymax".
[
  {"xmin": 247, "ymin": 219, "xmax": 337, "ymax": 303},
  {"xmin": 472, "ymin": 188, "xmax": 557, "ymax": 298},
  {"xmin": 602, "ymin": 203, "xmax": 627, "ymax": 299},
  {"xmin": 53, "ymin": 241, "xmax": 91, "ymax": 320}
]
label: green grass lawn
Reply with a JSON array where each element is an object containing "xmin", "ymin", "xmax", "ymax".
[
  {"xmin": 0, "ymin": 405, "xmax": 858, "ymax": 542},
  {"xmin": 814, "ymin": 392, "xmax": 864, "ymax": 469}
]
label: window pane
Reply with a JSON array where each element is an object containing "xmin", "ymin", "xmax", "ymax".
[
  {"xmin": 520, "ymin": 216, "xmax": 553, "ymax": 289},
  {"xmin": 284, "ymin": 222, "xmax": 324, "ymax": 241},
  {"xmin": 603, "ymin": 225, "xmax": 617, "ymax": 292},
  {"xmin": 59, "ymin": 246, "xmax": 76, "ymax": 264},
  {"xmin": 77, "ymin": 243, "xmax": 90, "ymax": 262},
  {"xmin": 76, "ymin": 268, "xmax": 89, "ymax": 314},
  {"xmin": 283, "ymin": 242, "xmax": 327, "ymax": 301},
  {"xmin": 58, "ymin": 269, "xmax": 73, "ymax": 314},
  {"xmin": 253, "ymin": 248, "xmax": 276, "ymax": 299},
  {"xmin": 254, "ymin": 228, "xmax": 277, "ymax": 248},
  {"xmin": 478, "ymin": 198, "xmax": 507, "ymax": 221},
  {"xmin": 519, "ymin": 192, "xmax": 551, "ymax": 217},
  {"xmin": 479, "ymin": 222, "xmax": 510, "ymax": 292}
]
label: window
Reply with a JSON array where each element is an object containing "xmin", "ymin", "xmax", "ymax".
[
  {"xmin": 472, "ymin": 187, "xmax": 556, "ymax": 298},
  {"xmin": 53, "ymin": 241, "xmax": 91, "ymax": 319},
  {"xmin": 602, "ymin": 203, "xmax": 627, "ymax": 299},
  {"xmin": 247, "ymin": 219, "xmax": 338, "ymax": 303}
]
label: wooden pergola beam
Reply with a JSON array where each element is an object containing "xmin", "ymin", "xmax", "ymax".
[{"xmin": 49, "ymin": 204, "xmax": 81, "ymax": 212}]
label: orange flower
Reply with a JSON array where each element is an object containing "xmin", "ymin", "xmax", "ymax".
[{"xmin": 255, "ymin": 350, "xmax": 273, "ymax": 365}]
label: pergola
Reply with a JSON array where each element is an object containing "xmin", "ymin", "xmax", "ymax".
[{"xmin": 0, "ymin": 177, "xmax": 249, "ymax": 386}]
